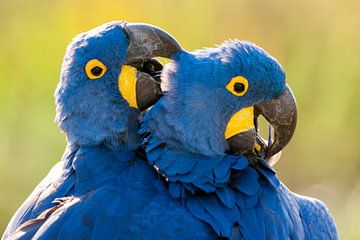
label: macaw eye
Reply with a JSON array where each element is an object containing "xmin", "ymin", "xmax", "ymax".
[
  {"xmin": 226, "ymin": 76, "xmax": 249, "ymax": 96},
  {"xmin": 85, "ymin": 59, "xmax": 107, "ymax": 80}
]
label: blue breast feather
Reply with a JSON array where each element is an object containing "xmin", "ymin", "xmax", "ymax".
[
  {"xmin": 7, "ymin": 145, "xmax": 216, "ymax": 240},
  {"xmin": 140, "ymin": 123, "xmax": 338, "ymax": 240}
]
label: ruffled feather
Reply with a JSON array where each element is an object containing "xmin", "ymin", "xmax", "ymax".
[{"xmin": 141, "ymin": 125, "xmax": 304, "ymax": 239}]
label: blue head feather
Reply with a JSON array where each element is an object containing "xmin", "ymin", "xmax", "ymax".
[
  {"xmin": 145, "ymin": 40, "xmax": 285, "ymax": 156},
  {"xmin": 55, "ymin": 22, "xmax": 140, "ymax": 150}
]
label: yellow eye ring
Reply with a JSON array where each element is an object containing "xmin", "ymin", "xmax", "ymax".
[
  {"xmin": 226, "ymin": 76, "xmax": 249, "ymax": 96},
  {"xmin": 85, "ymin": 59, "xmax": 107, "ymax": 80}
]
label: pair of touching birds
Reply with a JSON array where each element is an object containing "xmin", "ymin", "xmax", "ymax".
[{"xmin": 3, "ymin": 21, "xmax": 338, "ymax": 240}]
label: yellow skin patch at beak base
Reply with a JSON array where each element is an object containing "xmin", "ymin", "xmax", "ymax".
[
  {"xmin": 225, "ymin": 106, "xmax": 255, "ymax": 139},
  {"xmin": 118, "ymin": 65, "xmax": 138, "ymax": 109}
]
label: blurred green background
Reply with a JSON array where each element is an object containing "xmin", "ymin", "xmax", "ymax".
[{"xmin": 0, "ymin": 0, "xmax": 359, "ymax": 238}]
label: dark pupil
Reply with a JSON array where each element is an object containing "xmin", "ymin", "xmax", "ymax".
[
  {"xmin": 91, "ymin": 66, "xmax": 103, "ymax": 76},
  {"xmin": 234, "ymin": 82, "xmax": 245, "ymax": 93}
]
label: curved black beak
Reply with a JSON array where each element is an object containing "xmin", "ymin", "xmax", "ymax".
[
  {"xmin": 118, "ymin": 23, "xmax": 182, "ymax": 111},
  {"xmin": 123, "ymin": 23, "xmax": 182, "ymax": 64},
  {"xmin": 254, "ymin": 84, "xmax": 297, "ymax": 157}
]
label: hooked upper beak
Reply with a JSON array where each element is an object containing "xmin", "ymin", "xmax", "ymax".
[
  {"xmin": 254, "ymin": 84, "xmax": 297, "ymax": 157},
  {"xmin": 118, "ymin": 23, "xmax": 181, "ymax": 111},
  {"xmin": 225, "ymin": 84, "xmax": 297, "ymax": 160}
]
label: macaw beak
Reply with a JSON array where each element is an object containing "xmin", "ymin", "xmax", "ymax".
[
  {"xmin": 254, "ymin": 84, "xmax": 297, "ymax": 158},
  {"xmin": 123, "ymin": 23, "xmax": 181, "ymax": 64},
  {"xmin": 225, "ymin": 84, "xmax": 297, "ymax": 161},
  {"xmin": 118, "ymin": 23, "xmax": 181, "ymax": 111},
  {"xmin": 118, "ymin": 59, "xmax": 163, "ymax": 111}
]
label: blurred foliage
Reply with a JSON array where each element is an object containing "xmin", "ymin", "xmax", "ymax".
[{"xmin": 0, "ymin": 0, "xmax": 359, "ymax": 238}]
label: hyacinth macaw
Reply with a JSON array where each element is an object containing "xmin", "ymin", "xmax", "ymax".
[
  {"xmin": 141, "ymin": 40, "xmax": 338, "ymax": 239},
  {"xmin": 2, "ymin": 21, "xmax": 210, "ymax": 239}
]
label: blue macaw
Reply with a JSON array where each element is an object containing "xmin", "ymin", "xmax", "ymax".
[
  {"xmin": 140, "ymin": 40, "xmax": 338, "ymax": 239},
  {"xmin": 2, "ymin": 22, "xmax": 218, "ymax": 240}
]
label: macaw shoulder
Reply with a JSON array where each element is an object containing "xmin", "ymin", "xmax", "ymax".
[
  {"xmin": 2, "ymin": 160, "xmax": 68, "ymax": 239},
  {"xmin": 3, "ymin": 145, "xmax": 133, "ymax": 239},
  {"xmin": 293, "ymin": 193, "xmax": 338, "ymax": 240},
  {"xmin": 24, "ymin": 163, "xmax": 215, "ymax": 240}
]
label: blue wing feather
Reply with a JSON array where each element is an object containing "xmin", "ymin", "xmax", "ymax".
[
  {"xmin": 295, "ymin": 193, "xmax": 338, "ymax": 240},
  {"xmin": 3, "ymin": 144, "xmax": 78, "ymax": 239},
  {"xmin": 9, "ymin": 149, "xmax": 216, "ymax": 240}
]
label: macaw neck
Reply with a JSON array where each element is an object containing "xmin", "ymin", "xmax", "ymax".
[
  {"xmin": 142, "ymin": 97, "xmax": 280, "ymax": 191},
  {"xmin": 142, "ymin": 97, "xmax": 230, "ymax": 156},
  {"xmin": 61, "ymin": 143, "xmax": 138, "ymax": 195},
  {"xmin": 141, "ymin": 127, "xmax": 293, "ymax": 238},
  {"xmin": 142, "ymin": 132, "xmax": 279, "ymax": 194}
]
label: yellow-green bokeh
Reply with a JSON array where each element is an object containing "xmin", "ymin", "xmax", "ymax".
[{"xmin": 0, "ymin": 0, "xmax": 359, "ymax": 238}]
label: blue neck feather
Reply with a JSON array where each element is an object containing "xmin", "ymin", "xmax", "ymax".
[
  {"xmin": 61, "ymin": 142, "xmax": 137, "ymax": 195},
  {"xmin": 141, "ymin": 122, "xmax": 304, "ymax": 238}
]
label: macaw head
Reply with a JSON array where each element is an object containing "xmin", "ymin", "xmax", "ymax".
[
  {"xmin": 146, "ymin": 40, "xmax": 296, "ymax": 160},
  {"xmin": 55, "ymin": 21, "xmax": 181, "ymax": 149}
]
